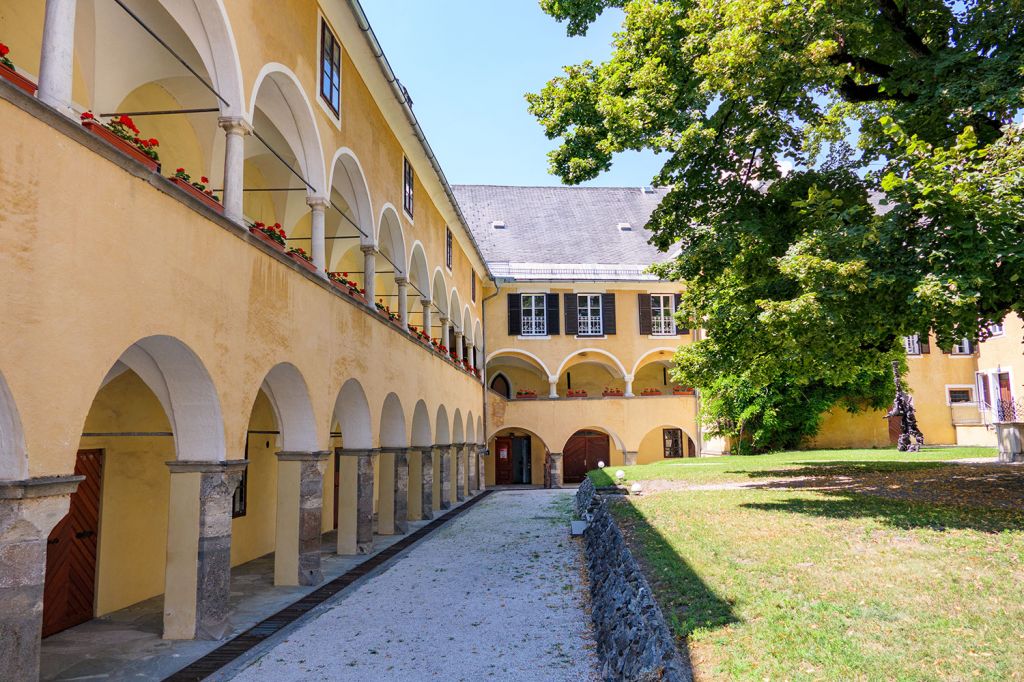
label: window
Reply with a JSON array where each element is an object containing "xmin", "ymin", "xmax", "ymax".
[
  {"xmin": 903, "ymin": 334, "xmax": 922, "ymax": 355},
  {"xmin": 319, "ymin": 20, "xmax": 341, "ymax": 116},
  {"xmin": 521, "ymin": 294, "xmax": 547, "ymax": 336},
  {"xmin": 232, "ymin": 466, "xmax": 248, "ymax": 518},
  {"xmin": 472, "ymin": 275, "xmax": 477, "ymax": 302},
  {"xmin": 989, "ymin": 322, "xmax": 1005, "ymax": 336},
  {"xmin": 650, "ymin": 294, "xmax": 676, "ymax": 336},
  {"xmin": 663, "ymin": 428, "xmax": 683, "ymax": 458},
  {"xmin": 402, "ymin": 157, "xmax": 414, "ymax": 218},
  {"xmin": 951, "ymin": 338, "xmax": 973, "ymax": 355},
  {"xmin": 948, "ymin": 388, "xmax": 973, "ymax": 404},
  {"xmin": 445, "ymin": 227, "xmax": 453, "ymax": 270},
  {"xmin": 577, "ymin": 294, "xmax": 603, "ymax": 336}
]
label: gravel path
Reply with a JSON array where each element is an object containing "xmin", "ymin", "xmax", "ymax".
[{"xmin": 231, "ymin": 490, "xmax": 600, "ymax": 681}]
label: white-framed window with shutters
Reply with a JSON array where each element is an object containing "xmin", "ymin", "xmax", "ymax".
[
  {"xmin": 521, "ymin": 294, "xmax": 547, "ymax": 336},
  {"xmin": 577, "ymin": 294, "xmax": 603, "ymax": 336},
  {"xmin": 951, "ymin": 338, "xmax": 973, "ymax": 355},
  {"xmin": 903, "ymin": 334, "xmax": 922, "ymax": 355},
  {"xmin": 651, "ymin": 294, "xmax": 676, "ymax": 336},
  {"xmin": 989, "ymin": 322, "xmax": 1005, "ymax": 336}
]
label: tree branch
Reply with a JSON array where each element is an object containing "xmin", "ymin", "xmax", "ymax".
[
  {"xmin": 829, "ymin": 52, "xmax": 894, "ymax": 79},
  {"xmin": 877, "ymin": 0, "xmax": 933, "ymax": 57},
  {"xmin": 839, "ymin": 76, "xmax": 917, "ymax": 103}
]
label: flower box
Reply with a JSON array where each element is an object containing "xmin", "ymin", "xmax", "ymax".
[
  {"xmin": 641, "ymin": 389, "xmax": 663, "ymax": 396},
  {"xmin": 567, "ymin": 389, "xmax": 588, "ymax": 398},
  {"xmin": 82, "ymin": 119, "xmax": 160, "ymax": 173},
  {"xmin": 249, "ymin": 226, "xmax": 286, "ymax": 253},
  {"xmin": 288, "ymin": 251, "xmax": 319, "ymax": 274},
  {"xmin": 515, "ymin": 391, "xmax": 537, "ymax": 400},
  {"xmin": 602, "ymin": 389, "xmax": 624, "ymax": 397},
  {"xmin": 0, "ymin": 64, "xmax": 35, "ymax": 95},
  {"xmin": 169, "ymin": 176, "xmax": 223, "ymax": 214},
  {"xmin": 673, "ymin": 386, "xmax": 695, "ymax": 396}
]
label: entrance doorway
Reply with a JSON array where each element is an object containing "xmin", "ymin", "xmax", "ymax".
[
  {"xmin": 43, "ymin": 449, "xmax": 103, "ymax": 637},
  {"xmin": 563, "ymin": 431, "xmax": 609, "ymax": 484},
  {"xmin": 490, "ymin": 374, "xmax": 511, "ymax": 399},
  {"xmin": 494, "ymin": 435, "xmax": 532, "ymax": 484}
]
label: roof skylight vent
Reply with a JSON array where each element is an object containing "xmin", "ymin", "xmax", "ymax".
[
  {"xmin": 617, "ymin": 222, "xmax": 633, "ymax": 232},
  {"xmin": 491, "ymin": 220, "xmax": 506, "ymax": 230},
  {"xmin": 641, "ymin": 186, "xmax": 657, "ymax": 194}
]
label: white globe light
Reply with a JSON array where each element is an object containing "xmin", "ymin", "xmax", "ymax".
[
  {"xmin": 598, "ymin": 461, "xmax": 606, "ymax": 469},
  {"xmin": 631, "ymin": 482, "xmax": 643, "ymax": 494},
  {"xmin": 615, "ymin": 469, "xmax": 626, "ymax": 480}
]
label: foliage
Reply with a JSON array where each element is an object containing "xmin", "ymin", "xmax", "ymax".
[
  {"xmin": 529, "ymin": 0, "xmax": 1024, "ymax": 451},
  {"xmin": 0, "ymin": 42, "xmax": 15, "ymax": 70},
  {"xmin": 81, "ymin": 112, "xmax": 160, "ymax": 162}
]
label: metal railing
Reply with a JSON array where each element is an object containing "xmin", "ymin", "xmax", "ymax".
[
  {"xmin": 577, "ymin": 314, "xmax": 603, "ymax": 336},
  {"xmin": 521, "ymin": 315, "xmax": 546, "ymax": 336},
  {"xmin": 996, "ymin": 398, "xmax": 1024, "ymax": 422},
  {"xmin": 651, "ymin": 315, "xmax": 675, "ymax": 335}
]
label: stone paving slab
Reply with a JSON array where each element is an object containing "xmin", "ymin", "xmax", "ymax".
[{"xmin": 230, "ymin": 490, "xmax": 600, "ymax": 681}]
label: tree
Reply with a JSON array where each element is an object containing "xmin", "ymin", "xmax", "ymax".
[{"xmin": 528, "ymin": 0, "xmax": 1024, "ymax": 451}]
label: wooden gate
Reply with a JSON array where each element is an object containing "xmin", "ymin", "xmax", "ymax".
[
  {"xmin": 43, "ymin": 449, "xmax": 103, "ymax": 637},
  {"xmin": 563, "ymin": 431, "xmax": 609, "ymax": 484}
]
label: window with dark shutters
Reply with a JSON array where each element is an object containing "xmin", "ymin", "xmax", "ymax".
[
  {"xmin": 507, "ymin": 294, "xmax": 521, "ymax": 336},
  {"xmin": 601, "ymin": 293, "xmax": 616, "ymax": 335},
  {"xmin": 638, "ymin": 294, "xmax": 652, "ymax": 335},
  {"xmin": 546, "ymin": 294, "xmax": 560, "ymax": 335},
  {"xmin": 674, "ymin": 293, "xmax": 689, "ymax": 334},
  {"xmin": 919, "ymin": 333, "xmax": 930, "ymax": 354},
  {"xmin": 564, "ymin": 294, "xmax": 578, "ymax": 335}
]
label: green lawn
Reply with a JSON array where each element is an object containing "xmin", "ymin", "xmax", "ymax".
[{"xmin": 598, "ymin": 447, "xmax": 1024, "ymax": 681}]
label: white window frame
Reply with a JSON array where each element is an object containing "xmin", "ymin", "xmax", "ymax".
[
  {"xmin": 951, "ymin": 338, "xmax": 973, "ymax": 355},
  {"xmin": 903, "ymin": 334, "xmax": 922, "ymax": 356},
  {"xmin": 520, "ymin": 294, "xmax": 547, "ymax": 336},
  {"xmin": 650, "ymin": 294, "xmax": 677, "ymax": 336},
  {"xmin": 989, "ymin": 322, "xmax": 1005, "ymax": 336},
  {"xmin": 577, "ymin": 294, "xmax": 603, "ymax": 336},
  {"xmin": 315, "ymin": 16, "xmax": 343, "ymax": 128},
  {"xmin": 945, "ymin": 385, "xmax": 975, "ymax": 405}
]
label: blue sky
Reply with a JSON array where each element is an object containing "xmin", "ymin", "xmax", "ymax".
[{"xmin": 362, "ymin": 1, "xmax": 662, "ymax": 187}]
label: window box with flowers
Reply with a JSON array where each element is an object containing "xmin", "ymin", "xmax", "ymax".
[
  {"xmin": 432, "ymin": 341, "xmax": 449, "ymax": 357},
  {"xmin": 641, "ymin": 388, "xmax": 663, "ymax": 397},
  {"xmin": 0, "ymin": 43, "xmax": 36, "ymax": 95},
  {"xmin": 328, "ymin": 272, "xmax": 364, "ymax": 300},
  {"xmin": 375, "ymin": 300, "xmax": 400, "ymax": 324},
  {"xmin": 169, "ymin": 169, "xmax": 222, "ymax": 213},
  {"xmin": 567, "ymin": 389, "xmax": 588, "ymax": 398},
  {"xmin": 407, "ymin": 325, "xmax": 431, "ymax": 345},
  {"xmin": 673, "ymin": 386, "xmax": 695, "ymax": 396},
  {"xmin": 602, "ymin": 388, "xmax": 624, "ymax": 397},
  {"xmin": 249, "ymin": 222, "xmax": 287, "ymax": 253},
  {"xmin": 515, "ymin": 390, "xmax": 537, "ymax": 400},
  {"xmin": 287, "ymin": 247, "xmax": 318, "ymax": 274},
  {"xmin": 80, "ymin": 112, "xmax": 160, "ymax": 172}
]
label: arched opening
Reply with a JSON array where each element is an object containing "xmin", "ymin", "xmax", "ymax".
[
  {"xmin": 408, "ymin": 400, "xmax": 432, "ymax": 519},
  {"xmin": 561, "ymin": 427, "xmax": 625, "ymax": 484},
  {"xmin": 406, "ymin": 243, "xmax": 432, "ymax": 339},
  {"xmin": 433, "ymin": 405, "xmax": 450, "ymax": 513},
  {"xmin": 637, "ymin": 425, "xmax": 698, "ymax": 464},
  {"xmin": 328, "ymin": 379, "xmax": 372, "ymax": 554},
  {"xmin": 373, "ymin": 206, "xmax": 407, "ymax": 321},
  {"xmin": 376, "ymin": 393, "xmax": 407, "ymax": 536},
  {"xmin": 448, "ymin": 289, "xmax": 463, "ymax": 358},
  {"xmin": 489, "ymin": 427, "xmax": 549, "ymax": 486},
  {"xmin": 486, "ymin": 351, "xmax": 550, "ymax": 399},
  {"xmin": 632, "ymin": 349, "xmax": 682, "ymax": 397},
  {"xmin": 490, "ymin": 373, "xmax": 512, "ymax": 399},
  {"xmin": 431, "ymin": 270, "xmax": 449, "ymax": 346},
  {"xmin": 557, "ymin": 350, "xmax": 627, "ymax": 398},
  {"xmin": 325, "ymin": 149, "xmax": 373, "ymax": 281}
]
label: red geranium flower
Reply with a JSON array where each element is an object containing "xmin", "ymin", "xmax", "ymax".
[
  {"xmin": 80, "ymin": 111, "xmax": 95, "ymax": 121},
  {"xmin": 148, "ymin": 138, "xmax": 159, "ymax": 147},
  {"xmin": 0, "ymin": 44, "xmax": 9, "ymax": 57},
  {"xmin": 200, "ymin": 176, "xmax": 209, "ymax": 184}
]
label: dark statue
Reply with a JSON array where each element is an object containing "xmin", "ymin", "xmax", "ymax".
[{"xmin": 886, "ymin": 360, "xmax": 924, "ymax": 452}]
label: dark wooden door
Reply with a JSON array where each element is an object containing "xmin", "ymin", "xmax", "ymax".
[
  {"xmin": 511, "ymin": 436, "xmax": 532, "ymax": 483},
  {"xmin": 43, "ymin": 449, "xmax": 103, "ymax": 638},
  {"xmin": 490, "ymin": 374, "xmax": 510, "ymax": 399},
  {"xmin": 563, "ymin": 431, "xmax": 609, "ymax": 484},
  {"xmin": 887, "ymin": 415, "xmax": 902, "ymax": 445},
  {"xmin": 495, "ymin": 437, "xmax": 513, "ymax": 484}
]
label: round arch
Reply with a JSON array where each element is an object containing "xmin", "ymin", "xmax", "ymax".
[
  {"xmin": 561, "ymin": 426, "xmax": 627, "ymax": 454},
  {"xmin": 476, "ymin": 415, "xmax": 484, "ymax": 444},
  {"xmin": 630, "ymin": 347, "xmax": 679, "ymax": 377},
  {"xmin": 411, "ymin": 400, "xmax": 432, "ymax": 448},
  {"xmin": 636, "ymin": 424, "xmax": 698, "ymax": 461},
  {"xmin": 461, "ymin": 306, "xmax": 473, "ymax": 345},
  {"xmin": 407, "ymin": 242, "xmax": 431, "ymax": 301},
  {"xmin": 327, "ymin": 147, "xmax": 374, "ymax": 244},
  {"xmin": 452, "ymin": 409, "xmax": 465, "ymax": 444},
  {"xmin": 256, "ymin": 362, "xmax": 318, "ymax": 452},
  {"xmin": 377, "ymin": 204, "xmax": 407, "ymax": 277},
  {"xmin": 431, "ymin": 269, "xmax": 449, "ymax": 319},
  {"xmin": 556, "ymin": 349, "xmax": 628, "ymax": 379},
  {"xmin": 466, "ymin": 412, "xmax": 476, "ymax": 445},
  {"xmin": 434, "ymin": 405, "xmax": 451, "ymax": 445},
  {"xmin": 449, "ymin": 289, "xmax": 463, "ymax": 331},
  {"xmin": 332, "ymin": 379, "xmax": 372, "ymax": 449},
  {"xmin": 379, "ymin": 393, "xmax": 407, "ymax": 448},
  {"xmin": 485, "ymin": 349, "xmax": 553, "ymax": 378},
  {"xmin": 0, "ymin": 371, "xmax": 27, "ymax": 480}
]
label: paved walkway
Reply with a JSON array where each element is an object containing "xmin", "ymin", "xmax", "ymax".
[{"xmin": 230, "ymin": 490, "xmax": 600, "ymax": 681}]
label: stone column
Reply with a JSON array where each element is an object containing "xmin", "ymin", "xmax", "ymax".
[
  {"xmin": 335, "ymin": 449, "xmax": 375, "ymax": 555},
  {"xmin": 440, "ymin": 317, "xmax": 450, "ymax": 353},
  {"xmin": 454, "ymin": 331, "xmax": 464, "ymax": 362},
  {"xmin": 438, "ymin": 444, "xmax": 452, "ymax": 509},
  {"xmin": 548, "ymin": 452, "xmax": 564, "ymax": 489},
  {"xmin": 421, "ymin": 299, "xmax": 432, "ymax": 340},
  {"xmin": 306, "ymin": 197, "xmax": 330, "ymax": 275},
  {"xmin": 274, "ymin": 451, "xmax": 329, "ymax": 587},
  {"xmin": 377, "ymin": 450, "xmax": 396, "ymax": 535},
  {"xmin": 431, "ymin": 445, "xmax": 443, "ymax": 513},
  {"xmin": 419, "ymin": 448, "xmax": 434, "ymax": 519},
  {"xmin": 406, "ymin": 448, "xmax": 422, "ymax": 522},
  {"xmin": 164, "ymin": 460, "xmax": 246, "ymax": 640},
  {"xmin": 218, "ymin": 117, "xmax": 252, "ymax": 224},
  {"xmin": 396, "ymin": 278, "xmax": 409, "ymax": 331},
  {"xmin": 624, "ymin": 375, "xmax": 635, "ymax": 398},
  {"xmin": 548, "ymin": 377, "xmax": 559, "ymax": 399},
  {"xmin": 454, "ymin": 443, "xmax": 466, "ymax": 502},
  {"xmin": 468, "ymin": 443, "xmax": 478, "ymax": 493},
  {"xmin": 361, "ymin": 246, "xmax": 377, "ymax": 310},
  {"xmin": 623, "ymin": 451, "xmax": 638, "ymax": 466},
  {"xmin": 38, "ymin": 0, "xmax": 77, "ymax": 115},
  {"xmin": 478, "ymin": 445, "xmax": 488, "ymax": 492},
  {"xmin": 393, "ymin": 449, "xmax": 409, "ymax": 534},
  {"xmin": 0, "ymin": 475, "xmax": 82, "ymax": 681}
]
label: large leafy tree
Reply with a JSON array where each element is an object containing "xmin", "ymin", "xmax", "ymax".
[{"xmin": 528, "ymin": 0, "xmax": 1024, "ymax": 450}]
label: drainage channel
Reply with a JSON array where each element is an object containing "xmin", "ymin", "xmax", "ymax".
[{"xmin": 164, "ymin": 489, "xmax": 495, "ymax": 681}]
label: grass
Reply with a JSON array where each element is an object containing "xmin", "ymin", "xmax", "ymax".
[{"xmin": 600, "ymin": 446, "xmax": 1024, "ymax": 681}]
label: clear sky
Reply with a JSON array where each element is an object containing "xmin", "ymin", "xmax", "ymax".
[{"xmin": 361, "ymin": 1, "xmax": 662, "ymax": 188}]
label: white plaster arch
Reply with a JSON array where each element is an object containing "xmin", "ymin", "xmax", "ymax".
[
  {"xmin": 248, "ymin": 63, "xmax": 327, "ymax": 195},
  {"xmin": 630, "ymin": 347, "xmax": 680, "ymax": 377},
  {"xmin": 411, "ymin": 400, "xmax": 432, "ymax": 448},
  {"xmin": 473, "ymin": 320, "xmax": 483, "ymax": 353},
  {"xmin": 556, "ymin": 349, "xmax": 629, "ymax": 379},
  {"xmin": 434, "ymin": 405, "xmax": 451, "ymax": 445},
  {"xmin": 449, "ymin": 289, "xmax": 463, "ymax": 331},
  {"xmin": 377, "ymin": 204, "xmax": 407, "ymax": 277},
  {"xmin": 461, "ymin": 306, "xmax": 473, "ymax": 345},
  {"xmin": 563, "ymin": 426, "xmax": 627, "ymax": 454},
  {"xmin": 407, "ymin": 241, "xmax": 431, "ymax": 298},
  {"xmin": 633, "ymin": 423, "xmax": 698, "ymax": 455},
  {"xmin": 432, "ymin": 269, "xmax": 449, "ymax": 318},
  {"xmin": 476, "ymin": 416, "xmax": 484, "ymax": 444},
  {"xmin": 485, "ymin": 348, "xmax": 553, "ymax": 378},
  {"xmin": 452, "ymin": 409, "xmax": 465, "ymax": 444},
  {"xmin": 466, "ymin": 412, "xmax": 476, "ymax": 445},
  {"xmin": 327, "ymin": 147, "xmax": 374, "ymax": 244},
  {"xmin": 0, "ymin": 372, "xmax": 27, "ymax": 480},
  {"xmin": 333, "ymin": 379, "xmax": 372, "ymax": 449},
  {"xmin": 379, "ymin": 393, "xmax": 407, "ymax": 448},
  {"xmin": 257, "ymin": 363, "xmax": 318, "ymax": 452}
]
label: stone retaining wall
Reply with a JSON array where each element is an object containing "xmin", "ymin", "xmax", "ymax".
[{"xmin": 576, "ymin": 478, "xmax": 692, "ymax": 682}]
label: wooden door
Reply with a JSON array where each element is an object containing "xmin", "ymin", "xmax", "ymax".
[
  {"xmin": 998, "ymin": 373, "xmax": 1013, "ymax": 419},
  {"xmin": 43, "ymin": 449, "xmax": 103, "ymax": 638},
  {"xmin": 887, "ymin": 415, "xmax": 901, "ymax": 445},
  {"xmin": 563, "ymin": 431, "xmax": 609, "ymax": 484},
  {"xmin": 512, "ymin": 436, "xmax": 532, "ymax": 483},
  {"xmin": 495, "ymin": 437, "xmax": 513, "ymax": 485}
]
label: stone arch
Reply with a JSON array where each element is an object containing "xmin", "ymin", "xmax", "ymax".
[
  {"xmin": 379, "ymin": 393, "xmax": 407, "ymax": 448},
  {"xmin": 432, "ymin": 269, "xmax": 449, "ymax": 320},
  {"xmin": 256, "ymin": 363, "xmax": 318, "ymax": 452},
  {"xmin": 376, "ymin": 205, "xmax": 407, "ymax": 275},
  {"xmin": 630, "ymin": 347, "xmax": 679, "ymax": 377},
  {"xmin": 634, "ymin": 423, "xmax": 698, "ymax": 460},
  {"xmin": 556, "ymin": 349, "xmax": 628, "ymax": 379},
  {"xmin": 452, "ymin": 409, "xmax": 465, "ymax": 444},
  {"xmin": 332, "ymin": 379, "xmax": 372, "ymax": 449},
  {"xmin": 327, "ymin": 147, "xmax": 374, "ymax": 244},
  {"xmin": 449, "ymin": 289, "xmax": 463, "ymax": 331},
  {"xmin": 434, "ymin": 405, "xmax": 451, "ymax": 445},
  {"xmin": 561, "ymin": 426, "xmax": 627, "ymax": 454},
  {"xmin": 0, "ymin": 371, "xmax": 27, "ymax": 480},
  {"xmin": 466, "ymin": 412, "xmax": 476, "ymax": 445},
  {"xmin": 411, "ymin": 400, "xmax": 432, "ymax": 448}
]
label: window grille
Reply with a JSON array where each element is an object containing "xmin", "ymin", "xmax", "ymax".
[
  {"xmin": 577, "ymin": 294, "xmax": 603, "ymax": 336},
  {"xmin": 521, "ymin": 294, "xmax": 546, "ymax": 335},
  {"xmin": 650, "ymin": 294, "xmax": 676, "ymax": 335}
]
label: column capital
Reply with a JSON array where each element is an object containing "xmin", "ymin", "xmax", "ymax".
[
  {"xmin": 439, "ymin": 315, "xmax": 449, "ymax": 323},
  {"xmin": 379, "ymin": 447, "xmax": 410, "ymax": 455},
  {"xmin": 218, "ymin": 116, "xmax": 253, "ymax": 135},
  {"xmin": 166, "ymin": 459, "xmax": 249, "ymax": 474},
  {"xmin": 394, "ymin": 276, "xmax": 409, "ymax": 286},
  {"xmin": 336, "ymin": 448, "xmax": 378, "ymax": 457},
  {"xmin": 432, "ymin": 443, "xmax": 451, "ymax": 451},
  {"xmin": 421, "ymin": 298, "xmax": 432, "ymax": 306},
  {"xmin": 452, "ymin": 442, "xmax": 467, "ymax": 449},
  {"xmin": 276, "ymin": 450, "xmax": 330, "ymax": 462},
  {"xmin": 305, "ymin": 195, "xmax": 330, "ymax": 210},
  {"xmin": 0, "ymin": 474, "xmax": 83, "ymax": 500},
  {"xmin": 360, "ymin": 244, "xmax": 378, "ymax": 255}
]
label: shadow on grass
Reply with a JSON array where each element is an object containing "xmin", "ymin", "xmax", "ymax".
[
  {"xmin": 588, "ymin": 469, "xmax": 616, "ymax": 487},
  {"xmin": 734, "ymin": 460, "xmax": 949, "ymax": 479},
  {"xmin": 610, "ymin": 500, "xmax": 739, "ymax": 642}
]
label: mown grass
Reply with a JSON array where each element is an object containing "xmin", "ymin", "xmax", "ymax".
[{"xmin": 602, "ymin": 447, "xmax": 1024, "ymax": 681}]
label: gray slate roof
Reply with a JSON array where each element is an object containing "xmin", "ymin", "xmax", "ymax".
[{"xmin": 452, "ymin": 185, "xmax": 674, "ymax": 280}]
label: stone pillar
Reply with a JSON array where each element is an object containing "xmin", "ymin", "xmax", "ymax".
[
  {"xmin": 335, "ymin": 449, "xmax": 375, "ymax": 555},
  {"xmin": 361, "ymin": 246, "xmax": 377, "ymax": 310},
  {"xmin": 454, "ymin": 443, "xmax": 466, "ymax": 502},
  {"xmin": 393, "ymin": 449, "xmax": 409, "ymax": 533},
  {"xmin": 440, "ymin": 317, "xmax": 450, "ymax": 352},
  {"xmin": 431, "ymin": 445, "xmax": 443, "ymax": 513},
  {"xmin": 996, "ymin": 423, "xmax": 1024, "ymax": 463},
  {"xmin": 38, "ymin": 0, "xmax": 77, "ymax": 115},
  {"xmin": 468, "ymin": 443, "xmax": 478, "ymax": 493},
  {"xmin": 164, "ymin": 460, "xmax": 246, "ymax": 640},
  {"xmin": 548, "ymin": 452, "xmax": 564, "ymax": 489},
  {"xmin": 274, "ymin": 451, "xmax": 329, "ymax": 587},
  {"xmin": 454, "ymin": 331, "xmax": 464, "ymax": 362},
  {"xmin": 478, "ymin": 445, "xmax": 488, "ymax": 492},
  {"xmin": 419, "ymin": 448, "xmax": 434, "ymax": 519},
  {"xmin": 218, "ymin": 117, "xmax": 251, "ymax": 224},
  {"xmin": 421, "ymin": 299, "xmax": 432, "ymax": 340},
  {"xmin": 306, "ymin": 197, "xmax": 330, "ymax": 275},
  {"xmin": 439, "ymin": 444, "xmax": 452, "ymax": 509},
  {"xmin": 396, "ymin": 278, "xmax": 409, "ymax": 331},
  {"xmin": 0, "ymin": 475, "xmax": 82, "ymax": 681},
  {"xmin": 378, "ymin": 450, "xmax": 396, "ymax": 535},
  {"xmin": 623, "ymin": 451, "xmax": 638, "ymax": 467},
  {"xmin": 624, "ymin": 375, "xmax": 635, "ymax": 398},
  {"xmin": 549, "ymin": 377, "xmax": 559, "ymax": 399}
]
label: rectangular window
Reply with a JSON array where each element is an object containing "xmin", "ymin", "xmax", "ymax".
[
  {"xmin": 521, "ymin": 294, "xmax": 547, "ymax": 336},
  {"xmin": 577, "ymin": 294, "xmax": 603, "ymax": 336},
  {"xmin": 650, "ymin": 294, "xmax": 676, "ymax": 336},
  {"xmin": 232, "ymin": 466, "xmax": 248, "ymax": 518},
  {"xmin": 989, "ymin": 322, "xmax": 1005, "ymax": 336},
  {"xmin": 663, "ymin": 428, "xmax": 683, "ymax": 458},
  {"xmin": 903, "ymin": 334, "xmax": 922, "ymax": 355},
  {"xmin": 472, "ymin": 275, "xmax": 477, "ymax": 302},
  {"xmin": 951, "ymin": 338, "xmax": 973, "ymax": 355},
  {"xmin": 403, "ymin": 157, "xmax": 414, "ymax": 218},
  {"xmin": 445, "ymin": 227, "xmax": 453, "ymax": 270},
  {"xmin": 319, "ymin": 20, "xmax": 341, "ymax": 116},
  {"xmin": 948, "ymin": 388, "xmax": 973, "ymax": 404}
]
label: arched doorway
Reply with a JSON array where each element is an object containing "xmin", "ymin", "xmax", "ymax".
[
  {"xmin": 490, "ymin": 373, "xmax": 511, "ymax": 399},
  {"xmin": 563, "ymin": 430, "xmax": 609, "ymax": 483}
]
